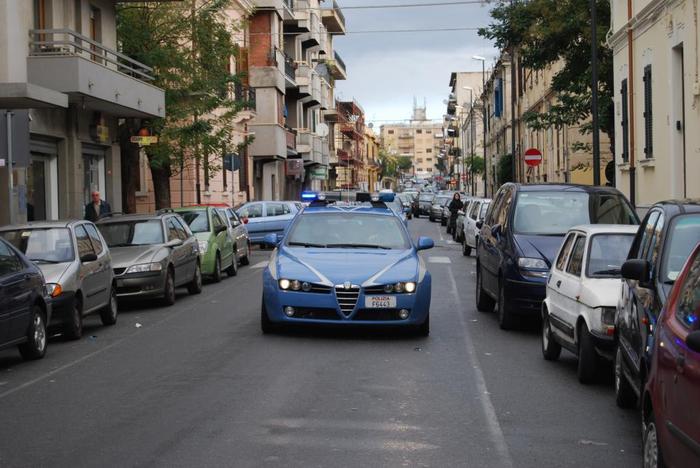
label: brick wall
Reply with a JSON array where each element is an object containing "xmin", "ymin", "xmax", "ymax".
[{"xmin": 249, "ymin": 13, "xmax": 272, "ymax": 67}]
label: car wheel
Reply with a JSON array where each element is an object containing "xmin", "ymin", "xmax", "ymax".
[
  {"xmin": 18, "ymin": 306, "xmax": 47, "ymax": 360},
  {"xmin": 99, "ymin": 286, "xmax": 118, "ymax": 326},
  {"xmin": 577, "ymin": 322, "xmax": 599, "ymax": 384},
  {"xmin": 261, "ymin": 300, "xmax": 275, "ymax": 334},
  {"xmin": 187, "ymin": 262, "xmax": 203, "ymax": 295},
  {"xmin": 541, "ymin": 309, "xmax": 561, "ymax": 361},
  {"xmin": 643, "ymin": 413, "xmax": 665, "ymax": 468},
  {"xmin": 463, "ymin": 239, "xmax": 472, "ymax": 257},
  {"xmin": 226, "ymin": 249, "xmax": 238, "ymax": 277},
  {"xmin": 212, "ymin": 254, "xmax": 222, "ymax": 283},
  {"xmin": 240, "ymin": 244, "xmax": 251, "ymax": 266},
  {"xmin": 475, "ymin": 265, "xmax": 495, "ymax": 313},
  {"xmin": 417, "ymin": 313, "xmax": 430, "ymax": 337},
  {"xmin": 615, "ymin": 346, "xmax": 637, "ymax": 408},
  {"xmin": 429, "ymin": 215, "xmax": 434, "ymax": 222},
  {"xmin": 497, "ymin": 278, "xmax": 517, "ymax": 330},
  {"xmin": 64, "ymin": 297, "xmax": 83, "ymax": 340},
  {"xmin": 162, "ymin": 269, "xmax": 176, "ymax": 306}
]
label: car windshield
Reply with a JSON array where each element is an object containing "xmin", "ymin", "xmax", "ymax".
[
  {"xmin": 98, "ymin": 220, "xmax": 164, "ymax": 247},
  {"xmin": 179, "ymin": 211, "xmax": 210, "ymax": 233},
  {"xmin": 513, "ymin": 191, "xmax": 637, "ymax": 235},
  {"xmin": 286, "ymin": 213, "xmax": 410, "ymax": 249},
  {"xmin": 0, "ymin": 228, "xmax": 74, "ymax": 263},
  {"xmin": 435, "ymin": 197, "xmax": 450, "ymax": 206},
  {"xmin": 662, "ymin": 214, "xmax": 700, "ymax": 283},
  {"xmin": 419, "ymin": 194, "xmax": 434, "ymax": 201},
  {"xmin": 587, "ymin": 233, "xmax": 635, "ymax": 277}
]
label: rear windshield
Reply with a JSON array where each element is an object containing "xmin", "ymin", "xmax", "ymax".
[
  {"xmin": 179, "ymin": 211, "xmax": 210, "ymax": 233},
  {"xmin": 98, "ymin": 220, "xmax": 164, "ymax": 247},
  {"xmin": 513, "ymin": 191, "xmax": 637, "ymax": 235},
  {"xmin": 1, "ymin": 228, "xmax": 74, "ymax": 263},
  {"xmin": 662, "ymin": 214, "xmax": 700, "ymax": 283},
  {"xmin": 587, "ymin": 233, "xmax": 635, "ymax": 277},
  {"xmin": 419, "ymin": 194, "xmax": 434, "ymax": 201}
]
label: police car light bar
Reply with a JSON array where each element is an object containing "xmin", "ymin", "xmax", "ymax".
[{"xmin": 301, "ymin": 191, "xmax": 318, "ymax": 200}]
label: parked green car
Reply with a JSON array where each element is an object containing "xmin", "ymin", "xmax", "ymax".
[{"xmin": 174, "ymin": 206, "xmax": 236, "ymax": 282}]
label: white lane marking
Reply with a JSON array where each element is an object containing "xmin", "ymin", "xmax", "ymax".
[
  {"xmin": 447, "ymin": 261, "xmax": 514, "ymax": 467},
  {"xmin": 251, "ymin": 260, "xmax": 268, "ymax": 269},
  {"xmin": 428, "ymin": 256, "xmax": 451, "ymax": 264}
]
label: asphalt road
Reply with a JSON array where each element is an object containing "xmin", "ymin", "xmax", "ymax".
[{"xmin": 0, "ymin": 217, "xmax": 641, "ymax": 467}]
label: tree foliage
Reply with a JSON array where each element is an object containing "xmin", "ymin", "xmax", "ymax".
[
  {"xmin": 116, "ymin": 0, "xmax": 251, "ymax": 208},
  {"xmin": 497, "ymin": 154, "xmax": 513, "ymax": 185},
  {"xmin": 479, "ymin": 0, "xmax": 614, "ymax": 140},
  {"xmin": 467, "ymin": 155, "xmax": 484, "ymax": 175}
]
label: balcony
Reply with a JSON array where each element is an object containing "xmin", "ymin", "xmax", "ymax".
[
  {"xmin": 312, "ymin": 134, "xmax": 323, "ymax": 164},
  {"xmin": 26, "ymin": 29, "xmax": 164, "ymax": 118},
  {"xmin": 320, "ymin": 78, "xmax": 332, "ymax": 110},
  {"xmin": 249, "ymin": 124, "xmax": 289, "ymax": 160},
  {"xmin": 295, "ymin": 63, "xmax": 312, "ymax": 96},
  {"xmin": 288, "ymin": 0, "xmax": 310, "ymax": 31},
  {"xmin": 255, "ymin": 0, "xmax": 295, "ymax": 21},
  {"xmin": 296, "ymin": 129, "xmax": 312, "ymax": 157},
  {"xmin": 232, "ymin": 83, "xmax": 256, "ymax": 122},
  {"xmin": 326, "ymin": 51, "xmax": 347, "ymax": 80},
  {"xmin": 300, "ymin": 13, "xmax": 321, "ymax": 48},
  {"xmin": 322, "ymin": 0, "xmax": 346, "ymax": 35}
]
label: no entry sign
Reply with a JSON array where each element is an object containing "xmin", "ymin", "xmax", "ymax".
[{"xmin": 524, "ymin": 148, "xmax": 542, "ymax": 167}]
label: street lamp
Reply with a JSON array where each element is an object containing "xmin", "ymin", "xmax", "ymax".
[
  {"xmin": 463, "ymin": 86, "xmax": 476, "ymax": 196},
  {"xmin": 472, "ymin": 55, "xmax": 487, "ymax": 197}
]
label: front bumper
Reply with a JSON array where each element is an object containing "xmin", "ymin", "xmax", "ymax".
[
  {"xmin": 48, "ymin": 291, "xmax": 76, "ymax": 328},
  {"xmin": 504, "ymin": 275, "xmax": 547, "ymax": 316},
  {"xmin": 590, "ymin": 329, "xmax": 616, "ymax": 361},
  {"xmin": 114, "ymin": 271, "xmax": 166, "ymax": 299},
  {"xmin": 262, "ymin": 270, "xmax": 431, "ymax": 327}
]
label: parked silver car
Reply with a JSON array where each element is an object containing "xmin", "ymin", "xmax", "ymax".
[
  {"xmin": 462, "ymin": 198, "xmax": 491, "ymax": 256},
  {"xmin": 97, "ymin": 213, "xmax": 202, "ymax": 305},
  {"xmin": 0, "ymin": 220, "xmax": 117, "ymax": 340},
  {"xmin": 217, "ymin": 207, "xmax": 251, "ymax": 266}
]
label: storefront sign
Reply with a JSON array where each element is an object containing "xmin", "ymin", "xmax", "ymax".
[
  {"xmin": 130, "ymin": 135, "xmax": 159, "ymax": 146},
  {"xmin": 310, "ymin": 167, "xmax": 327, "ymax": 180}
]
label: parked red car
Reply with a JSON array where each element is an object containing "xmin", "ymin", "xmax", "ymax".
[{"xmin": 643, "ymin": 242, "xmax": 700, "ymax": 468}]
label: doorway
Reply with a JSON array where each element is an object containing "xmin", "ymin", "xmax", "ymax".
[{"xmin": 82, "ymin": 144, "xmax": 106, "ymax": 205}]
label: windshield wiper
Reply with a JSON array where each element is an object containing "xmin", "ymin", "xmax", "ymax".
[
  {"xmin": 287, "ymin": 241, "xmax": 327, "ymax": 248},
  {"xmin": 30, "ymin": 258, "xmax": 62, "ymax": 264},
  {"xmin": 325, "ymin": 243, "xmax": 391, "ymax": 250}
]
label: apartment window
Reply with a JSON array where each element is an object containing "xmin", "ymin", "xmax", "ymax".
[
  {"xmin": 643, "ymin": 65, "xmax": 653, "ymax": 158},
  {"xmin": 416, "ymin": 129, "xmax": 422, "ymax": 134},
  {"xmin": 620, "ymin": 79, "xmax": 629, "ymax": 163},
  {"xmin": 416, "ymin": 158, "xmax": 423, "ymax": 163},
  {"xmin": 427, "ymin": 158, "xmax": 433, "ymax": 162},
  {"xmin": 388, "ymin": 130, "xmax": 394, "ymax": 134},
  {"xmin": 427, "ymin": 168, "xmax": 433, "ymax": 172},
  {"xmin": 426, "ymin": 148, "xmax": 432, "ymax": 153}
]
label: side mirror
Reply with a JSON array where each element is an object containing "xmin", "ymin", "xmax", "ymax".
[
  {"xmin": 263, "ymin": 233, "xmax": 279, "ymax": 246},
  {"xmin": 475, "ymin": 220, "xmax": 483, "ymax": 229},
  {"xmin": 621, "ymin": 259, "xmax": 651, "ymax": 284},
  {"xmin": 165, "ymin": 238, "xmax": 183, "ymax": 248},
  {"xmin": 416, "ymin": 237, "xmax": 434, "ymax": 251},
  {"xmin": 215, "ymin": 224, "xmax": 227, "ymax": 234},
  {"xmin": 686, "ymin": 330, "xmax": 700, "ymax": 353},
  {"xmin": 80, "ymin": 252, "xmax": 98, "ymax": 263},
  {"xmin": 491, "ymin": 224, "xmax": 502, "ymax": 237}
]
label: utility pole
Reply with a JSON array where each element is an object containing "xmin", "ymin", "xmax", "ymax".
[
  {"xmin": 591, "ymin": 0, "xmax": 601, "ymax": 185},
  {"xmin": 5, "ymin": 111, "xmax": 14, "ymax": 224}
]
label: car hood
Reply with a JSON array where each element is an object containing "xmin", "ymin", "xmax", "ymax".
[
  {"xmin": 38, "ymin": 262, "xmax": 72, "ymax": 284},
  {"xmin": 274, "ymin": 247, "xmax": 419, "ymax": 286},
  {"xmin": 110, "ymin": 245, "xmax": 161, "ymax": 268},
  {"xmin": 514, "ymin": 234, "xmax": 565, "ymax": 267}
]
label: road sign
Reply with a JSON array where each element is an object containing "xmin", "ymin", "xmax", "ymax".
[
  {"xmin": 524, "ymin": 148, "xmax": 542, "ymax": 167},
  {"xmin": 130, "ymin": 135, "xmax": 159, "ymax": 146}
]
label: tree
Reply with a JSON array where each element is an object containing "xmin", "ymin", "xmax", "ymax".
[
  {"xmin": 497, "ymin": 154, "xmax": 513, "ymax": 185},
  {"xmin": 377, "ymin": 149, "xmax": 398, "ymax": 178},
  {"xmin": 479, "ymin": 1, "xmax": 614, "ymax": 145},
  {"xmin": 117, "ymin": 0, "xmax": 251, "ymax": 209},
  {"xmin": 468, "ymin": 155, "xmax": 484, "ymax": 175}
]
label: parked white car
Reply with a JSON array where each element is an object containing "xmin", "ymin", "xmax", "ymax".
[
  {"xmin": 540, "ymin": 224, "xmax": 638, "ymax": 383},
  {"xmin": 462, "ymin": 198, "xmax": 491, "ymax": 256}
]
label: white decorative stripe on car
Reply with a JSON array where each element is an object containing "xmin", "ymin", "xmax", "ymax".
[{"xmin": 361, "ymin": 250, "xmax": 416, "ymax": 288}]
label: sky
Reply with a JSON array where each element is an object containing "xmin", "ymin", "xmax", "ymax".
[{"xmin": 332, "ymin": 0, "xmax": 498, "ymax": 127}]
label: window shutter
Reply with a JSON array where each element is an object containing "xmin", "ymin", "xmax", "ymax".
[
  {"xmin": 643, "ymin": 65, "xmax": 653, "ymax": 158},
  {"xmin": 620, "ymin": 79, "xmax": 629, "ymax": 162}
]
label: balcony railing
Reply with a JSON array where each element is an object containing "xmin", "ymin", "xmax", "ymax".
[
  {"xmin": 334, "ymin": 51, "xmax": 346, "ymax": 72},
  {"xmin": 234, "ymin": 83, "xmax": 256, "ymax": 109},
  {"xmin": 29, "ymin": 29, "xmax": 154, "ymax": 81},
  {"xmin": 284, "ymin": 0, "xmax": 294, "ymax": 11},
  {"xmin": 284, "ymin": 52, "xmax": 296, "ymax": 80}
]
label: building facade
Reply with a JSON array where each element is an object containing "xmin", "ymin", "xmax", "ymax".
[
  {"xmin": 0, "ymin": 0, "xmax": 165, "ymax": 225},
  {"xmin": 609, "ymin": 0, "xmax": 700, "ymax": 207}
]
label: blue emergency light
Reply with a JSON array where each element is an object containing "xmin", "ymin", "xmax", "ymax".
[{"xmin": 301, "ymin": 191, "xmax": 318, "ymax": 201}]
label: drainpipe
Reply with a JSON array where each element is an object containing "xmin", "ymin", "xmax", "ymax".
[
  {"xmin": 627, "ymin": 0, "xmax": 636, "ymax": 207},
  {"xmin": 5, "ymin": 111, "xmax": 14, "ymax": 224}
]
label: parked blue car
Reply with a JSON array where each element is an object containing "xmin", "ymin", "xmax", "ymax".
[
  {"xmin": 236, "ymin": 201, "xmax": 302, "ymax": 245},
  {"xmin": 260, "ymin": 200, "xmax": 434, "ymax": 335}
]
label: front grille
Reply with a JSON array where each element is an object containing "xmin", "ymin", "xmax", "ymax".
[
  {"xmin": 335, "ymin": 286, "xmax": 360, "ymax": 316},
  {"xmin": 308, "ymin": 284, "xmax": 332, "ymax": 294},
  {"xmin": 354, "ymin": 309, "xmax": 404, "ymax": 321},
  {"xmin": 364, "ymin": 285, "xmax": 391, "ymax": 294},
  {"xmin": 292, "ymin": 307, "xmax": 340, "ymax": 320},
  {"xmin": 113, "ymin": 267, "xmax": 126, "ymax": 276}
]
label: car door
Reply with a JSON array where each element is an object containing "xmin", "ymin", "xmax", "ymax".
[
  {"xmin": 238, "ymin": 202, "xmax": 264, "ymax": 238},
  {"xmin": 172, "ymin": 216, "xmax": 197, "ymax": 280},
  {"xmin": 483, "ymin": 188, "xmax": 513, "ymax": 295},
  {"xmin": 547, "ymin": 232, "xmax": 577, "ymax": 336},
  {"xmin": 264, "ymin": 202, "xmax": 293, "ymax": 239},
  {"xmin": 559, "ymin": 233, "xmax": 586, "ymax": 342},
  {"xmin": 212, "ymin": 211, "xmax": 233, "ymax": 268},
  {"xmin": 83, "ymin": 223, "xmax": 111, "ymax": 308},
  {"xmin": 466, "ymin": 201, "xmax": 480, "ymax": 247},
  {"xmin": 227, "ymin": 209, "xmax": 248, "ymax": 259},
  {"xmin": 74, "ymin": 224, "xmax": 100, "ymax": 313},
  {"xmin": 166, "ymin": 217, "xmax": 189, "ymax": 285},
  {"xmin": 0, "ymin": 241, "xmax": 30, "ymax": 344}
]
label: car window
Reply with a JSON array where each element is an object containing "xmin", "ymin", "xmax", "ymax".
[
  {"xmin": 83, "ymin": 224, "xmax": 105, "ymax": 255},
  {"xmin": 166, "ymin": 218, "xmax": 180, "ymax": 241},
  {"xmin": 637, "ymin": 210, "xmax": 660, "ymax": 259},
  {"xmin": 593, "ymin": 194, "xmax": 638, "ymax": 225},
  {"xmin": 0, "ymin": 241, "xmax": 22, "ymax": 275},
  {"xmin": 238, "ymin": 203, "xmax": 263, "ymax": 219},
  {"xmin": 98, "ymin": 220, "xmax": 165, "ymax": 246},
  {"xmin": 556, "ymin": 232, "xmax": 577, "ymax": 271},
  {"xmin": 675, "ymin": 250, "xmax": 700, "ymax": 330},
  {"xmin": 469, "ymin": 201, "xmax": 480, "ymax": 220},
  {"xmin": 480, "ymin": 202, "xmax": 490, "ymax": 219},
  {"xmin": 286, "ymin": 213, "xmax": 410, "ymax": 249},
  {"xmin": 662, "ymin": 214, "xmax": 700, "ymax": 283},
  {"xmin": 497, "ymin": 190, "xmax": 513, "ymax": 227},
  {"xmin": 0, "ymin": 228, "xmax": 75, "ymax": 263},
  {"xmin": 227, "ymin": 209, "xmax": 241, "ymax": 226},
  {"xmin": 587, "ymin": 234, "xmax": 635, "ymax": 277},
  {"xmin": 487, "ymin": 190, "xmax": 504, "ymax": 226},
  {"xmin": 419, "ymin": 194, "xmax": 434, "ymax": 202},
  {"xmin": 215, "ymin": 210, "xmax": 231, "ymax": 228},
  {"xmin": 212, "ymin": 212, "xmax": 225, "ymax": 230},
  {"xmin": 75, "ymin": 225, "xmax": 95, "ymax": 258},
  {"xmin": 566, "ymin": 235, "xmax": 586, "ymax": 277},
  {"xmin": 179, "ymin": 211, "xmax": 210, "ymax": 233},
  {"xmin": 266, "ymin": 203, "xmax": 290, "ymax": 217},
  {"xmin": 171, "ymin": 217, "xmax": 191, "ymax": 240},
  {"xmin": 646, "ymin": 213, "xmax": 665, "ymax": 275}
]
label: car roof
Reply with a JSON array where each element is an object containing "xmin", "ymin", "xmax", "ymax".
[
  {"xmin": 650, "ymin": 199, "xmax": 700, "ymax": 216},
  {"xmin": 303, "ymin": 203, "xmax": 397, "ymax": 216},
  {"xmin": 0, "ymin": 220, "xmax": 85, "ymax": 230},
  {"xmin": 97, "ymin": 213, "xmax": 168, "ymax": 223},
  {"xmin": 507, "ymin": 183, "xmax": 626, "ymax": 194},
  {"xmin": 568, "ymin": 224, "xmax": 640, "ymax": 235}
]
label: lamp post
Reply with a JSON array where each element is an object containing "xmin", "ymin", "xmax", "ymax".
[
  {"xmin": 463, "ymin": 86, "xmax": 475, "ymax": 196},
  {"xmin": 473, "ymin": 55, "xmax": 487, "ymax": 196}
]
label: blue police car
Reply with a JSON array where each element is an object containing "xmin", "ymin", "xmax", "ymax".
[{"xmin": 260, "ymin": 196, "xmax": 434, "ymax": 335}]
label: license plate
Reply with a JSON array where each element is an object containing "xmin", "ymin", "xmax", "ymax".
[{"xmin": 365, "ymin": 295, "xmax": 396, "ymax": 308}]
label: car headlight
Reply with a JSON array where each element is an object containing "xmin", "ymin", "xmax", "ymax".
[
  {"xmin": 601, "ymin": 307, "xmax": 616, "ymax": 326},
  {"xmin": 126, "ymin": 262, "xmax": 163, "ymax": 274},
  {"xmin": 46, "ymin": 283, "xmax": 63, "ymax": 297},
  {"xmin": 279, "ymin": 279, "xmax": 308, "ymax": 291},
  {"xmin": 382, "ymin": 282, "xmax": 417, "ymax": 293},
  {"xmin": 518, "ymin": 257, "xmax": 548, "ymax": 270},
  {"xmin": 198, "ymin": 240, "xmax": 208, "ymax": 254}
]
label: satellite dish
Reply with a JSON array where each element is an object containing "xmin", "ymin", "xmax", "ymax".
[
  {"xmin": 317, "ymin": 122, "xmax": 329, "ymax": 138},
  {"xmin": 368, "ymin": 123, "xmax": 374, "ymax": 129}
]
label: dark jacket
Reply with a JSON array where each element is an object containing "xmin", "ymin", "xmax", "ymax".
[
  {"xmin": 84, "ymin": 200, "xmax": 112, "ymax": 222},
  {"xmin": 448, "ymin": 199, "xmax": 463, "ymax": 215}
]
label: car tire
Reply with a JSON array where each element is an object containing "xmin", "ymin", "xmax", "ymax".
[
  {"xmin": 497, "ymin": 278, "xmax": 517, "ymax": 330},
  {"xmin": 476, "ymin": 265, "xmax": 495, "ymax": 313},
  {"xmin": 162, "ymin": 269, "xmax": 176, "ymax": 306},
  {"xmin": 416, "ymin": 313, "xmax": 430, "ymax": 337},
  {"xmin": 226, "ymin": 250, "xmax": 238, "ymax": 277},
  {"xmin": 615, "ymin": 346, "xmax": 637, "ymax": 408},
  {"xmin": 541, "ymin": 309, "xmax": 561, "ymax": 361},
  {"xmin": 577, "ymin": 323, "xmax": 600, "ymax": 384},
  {"xmin": 240, "ymin": 244, "xmax": 251, "ymax": 266},
  {"xmin": 64, "ymin": 297, "xmax": 83, "ymax": 340},
  {"xmin": 429, "ymin": 215, "xmax": 434, "ymax": 222},
  {"xmin": 212, "ymin": 254, "xmax": 222, "ymax": 283},
  {"xmin": 462, "ymin": 239, "xmax": 472, "ymax": 257},
  {"xmin": 187, "ymin": 262, "xmax": 203, "ymax": 295},
  {"xmin": 99, "ymin": 286, "xmax": 118, "ymax": 326},
  {"xmin": 18, "ymin": 306, "xmax": 47, "ymax": 360},
  {"xmin": 261, "ymin": 300, "xmax": 275, "ymax": 334},
  {"xmin": 643, "ymin": 412, "xmax": 666, "ymax": 468}
]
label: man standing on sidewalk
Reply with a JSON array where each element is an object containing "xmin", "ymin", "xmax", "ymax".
[{"xmin": 84, "ymin": 191, "xmax": 112, "ymax": 222}]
